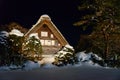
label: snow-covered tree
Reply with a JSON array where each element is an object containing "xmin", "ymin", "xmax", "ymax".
[
  {"xmin": 53, "ymin": 45, "xmax": 77, "ymax": 66},
  {"xmin": 0, "ymin": 30, "xmax": 27, "ymax": 66},
  {"xmin": 0, "ymin": 31, "xmax": 10, "ymax": 66},
  {"xmin": 23, "ymin": 36, "xmax": 42, "ymax": 61},
  {"xmin": 8, "ymin": 34, "xmax": 26, "ymax": 66}
]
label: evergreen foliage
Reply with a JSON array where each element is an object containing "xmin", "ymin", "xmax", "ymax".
[
  {"xmin": 23, "ymin": 36, "xmax": 42, "ymax": 61},
  {"xmin": 53, "ymin": 45, "xmax": 78, "ymax": 66},
  {"xmin": 0, "ymin": 32, "xmax": 10, "ymax": 66},
  {"xmin": 74, "ymin": 0, "xmax": 120, "ymax": 67},
  {"xmin": 8, "ymin": 34, "xmax": 26, "ymax": 66},
  {"xmin": 0, "ymin": 32, "xmax": 43, "ymax": 66}
]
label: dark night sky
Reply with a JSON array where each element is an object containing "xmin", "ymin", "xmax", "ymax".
[{"xmin": 0, "ymin": 0, "xmax": 82, "ymax": 46}]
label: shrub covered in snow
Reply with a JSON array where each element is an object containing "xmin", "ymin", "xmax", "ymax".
[
  {"xmin": 0, "ymin": 30, "xmax": 28, "ymax": 66},
  {"xmin": 0, "ymin": 31, "xmax": 10, "ymax": 66},
  {"xmin": 76, "ymin": 51, "xmax": 104, "ymax": 66},
  {"xmin": 23, "ymin": 36, "xmax": 42, "ymax": 61},
  {"xmin": 0, "ymin": 29, "xmax": 43, "ymax": 67},
  {"xmin": 8, "ymin": 33, "xmax": 27, "ymax": 66},
  {"xmin": 53, "ymin": 45, "xmax": 77, "ymax": 66}
]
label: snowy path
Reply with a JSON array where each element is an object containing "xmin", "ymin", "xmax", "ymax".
[
  {"xmin": 39, "ymin": 55, "xmax": 55, "ymax": 64},
  {"xmin": 0, "ymin": 66, "xmax": 119, "ymax": 80}
]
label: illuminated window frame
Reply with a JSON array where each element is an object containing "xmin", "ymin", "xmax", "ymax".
[{"xmin": 41, "ymin": 31, "xmax": 48, "ymax": 37}]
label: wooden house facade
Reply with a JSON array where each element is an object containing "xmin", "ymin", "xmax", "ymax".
[{"xmin": 24, "ymin": 15, "xmax": 68, "ymax": 54}]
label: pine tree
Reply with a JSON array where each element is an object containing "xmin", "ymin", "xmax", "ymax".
[
  {"xmin": 0, "ymin": 31, "xmax": 10, "ymax": 66},
  {"xmin": 74, "ymin": 0, "xmax": 120, "ymax": 62},
  {"xmin": 8, "ymin": 34, "xmax": 26, "ymax": 66},
  {"xmin": 23, "ymin": 36, "xmax": 42, "ymax": 61},
  {"xmin": 53, "ymin": 45, "xmax": 77, "ymax": 66}
]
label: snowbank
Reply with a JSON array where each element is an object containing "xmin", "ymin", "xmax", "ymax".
[
  {"xmin": 39, "ymin": 55, "xmax": 56, "ymax": 68},
  {"xmin": 76, "ymin": 51, "xmax": 103, "ymax": 67},
  {"xmin": 0, "ymin": 66, "xmax": 11, "ymax": 71},
  {"xmin": 0, "ymin": 65, "xmax": 118, "ymax": 80},
  {"xmin": 40, "ymin": 55, "xmax": 55, "ymax": 64},
  {"xmin": 0, "ymin": 65, "xmax": 22, "ymax": 71},
  {"xmin": 9, "ymin": 29, "xmax": 24, "ymax": 36},
  {"xmin": 0, "ymin": 51, "xmax": 106, "ymax": 71},
  {"xmin": 23, "ymin": 61, "xmax": 40, "ymax": 70},
  {"xmin": 0, "ymin": 61, "xmax": 41, "ymax": 71},
  {"xmin": 76, "ymin": 51, "xmax": 102, "ymax": 61}
]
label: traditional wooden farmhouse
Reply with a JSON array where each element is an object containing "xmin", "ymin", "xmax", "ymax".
[{"xmin": 24, "ymin": 14, "xmax": 68, "ymax": 54}]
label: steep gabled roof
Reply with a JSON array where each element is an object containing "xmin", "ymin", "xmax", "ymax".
[{"xmin": 24, "ymin": 14, "xmax": 68, "ymax": 46}]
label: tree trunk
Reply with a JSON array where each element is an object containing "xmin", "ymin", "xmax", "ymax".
[
  {"xmin": 102, "ymin": 28, "xmax": 109, "ymax": 60},
  {"xmin": 105, "ymin": 39, "xmax": 109, "ymax": 60}
]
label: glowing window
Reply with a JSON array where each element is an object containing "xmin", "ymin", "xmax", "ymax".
[
  {"xmin": 45, "ymin": 40, "xmax": 51, "ymax": 46},
  {"xmin": 41, "ymin": 31, "xmax": 48, "ymax": 37},
  {"xmin": 51, "ymin": 40, "xmax": 55, "ymax": 45},
  {"xmin": 58, "ymin": 43, "xmax": 61, "ymax": 46},
  {"xmin": 51, "ymin": 34, "xmax": 54, "ymax": 38},
  {"xmin": 40, "ymin": 40, "xmax": 44, "ymax": 45}
]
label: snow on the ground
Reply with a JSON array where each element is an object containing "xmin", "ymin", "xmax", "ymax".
[
  {"xmin": 0, "ymin": 65, "xmax": 119, "ymax": 80},
  {"xmin": 39, "ymin": 55, "xmax": 56, "ymax": 68},
  {"xmin": 0, "ymin": 54, "xmax": 120, "ymax": 80},
  {"xmin": 0, "ymin": 51, "xmax": 104, "ymax": 71},
  {"xmin": 0, "ymin": 55, "xmax": 56, "ymax": 71},
  {"xmin": 23, "ymin": 61, "xmax": 40, "ymax": 70},
  {"xmin": 9, "ymin": 29, "xmax": 24, "ymax": 36},
  {"xmin": 0, "ymin": 66, "xmax": 11, "ymax": 71},
  {"xmin": 0, "ymin": 65, "xmax": 22, "ymax": 71},
  {"xmin": 0, "ymin": 61, "xmax": 40, "ymax": 71},
  {"xmin": 40, "ymin": 55, "xmax": 55, "ymax": 64}
]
